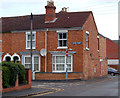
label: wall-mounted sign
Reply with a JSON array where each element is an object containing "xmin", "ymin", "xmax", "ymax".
[{"xmin": 72, "ymin": 42, "xmax": 82, "ymax": 44}]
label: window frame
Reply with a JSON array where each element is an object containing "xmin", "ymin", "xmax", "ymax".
[
  {"xmin": 57, "ymin": 30, "xmax": 68, "ymax": 49},
  {"xmin": 86, "ymin": 31, "xmax": 89, "ymax": 50},
  {"xmin": 22, "ymin": 55, "xmax": 40, "ymax": 72},
  {"xmin": 97, "ymin": 36, "xmax": 99, "ymax": 52},
  {"xmin": 52, "ymin": 55, "xmax": 73, "ymax": 73},
  {"xmin": 26, "ymin": 31, "xmax": 36, "ymax": 49}
]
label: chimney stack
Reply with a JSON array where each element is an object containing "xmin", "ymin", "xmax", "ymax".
[
  {"xmin": 45, "ymin": 0, "xmax": 56, "ymax": 22},
  {"xmin": 59, "ymin": 7, "xmax": 68, "ymax": 13}
]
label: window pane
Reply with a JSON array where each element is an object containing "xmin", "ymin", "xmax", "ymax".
[
  {"xmin": 25, "ymin": 57, "xmax": 31, "ymax": 63},
  {"xmin": 56, "ymin": 64, "xmax": 64, "ymax": 71},
  {"xmin": 86, "ymin": 34, "xmax": 88, "ymax": 41},
  {"xmin": 63, "ymin": 40, "xmax": 67, "ymax": 46},
  {"xmin": 34, "ymin": 57, "xmax": 39, "ymax": 64},
  {"xmin": 59, "ymin": 40, "xmax": 62, "ymax": 47},
  {"xmin": 97, "ymin": 38, "xmax": 99, "ymax": 50},
  {"xmin": 86, "ymin": 34, "xmax": 89, "ymax": 48},
  {"xmin": 59, "ymin": 33, "xmax": 62, "ymax": 39},
  {"xmin": 67, "ymin": 64, "xmax": 71, "ymax": 71},
  {"xmin": 86, "ymin": 42, "xmax": 88, "ymax": 48},
  {"xmin": 34, "ymin": 64, "xmax": 39, "ymax": 71},
  {"xmin": 27, "ymin": 41, "xmax": 30, "ymax": 48},
  {"xmin": 32, "ymin": 41, "xmax": 35, "ymax": 48},
  {"xmin": 25, "ymin": 64, "xmax": 31, "ymax": 68},
  {"xmin": 28, "ymin": 34, "xmax": 31, "ymax": 40},
  {"xmin": 63, "ymin": 33, "xmax": 67, "ymax": 39},
  {"xmin": 32, "ymin": 34, "xmax": 35, "ymax": 40},
  {"xmin": 53, "ymin": 56, "xmax": 55, "ymax": 63},
  {"xmin": 67, "ymin": 56, "xmax": 71, "ymax": 63},
  {"xmin": 53, "ymin": 64, "xmax": 55, "ymax": 71},
  {"xmin": 56, "ymin": 56, "xmax": 65, "ymax": 63}
]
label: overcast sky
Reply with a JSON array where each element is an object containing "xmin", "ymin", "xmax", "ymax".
[{"xmin": 0, "ymin": 0, "xmax": 119, "ymax": 40}]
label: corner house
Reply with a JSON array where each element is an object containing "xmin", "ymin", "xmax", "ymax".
[{"xmin": 1, "ymin": 0, "xmax": 107, "ymax": 80}]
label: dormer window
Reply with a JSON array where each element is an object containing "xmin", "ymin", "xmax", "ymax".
[
  {"xmin": 26, "ymin": 31, "xmax": 36, "ymax": 49},
  {"xmin": 57, "ymin": 30, "xmax": 68, "ymax": 49}
]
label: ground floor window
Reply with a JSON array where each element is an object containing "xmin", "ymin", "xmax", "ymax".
[
  {"xmin": 22, "ymin": 55, "xmax": 40, "ymax": 72},
  {"xmin": 52, "ymin": 55, "xmax": 73, "ymax": 72}
]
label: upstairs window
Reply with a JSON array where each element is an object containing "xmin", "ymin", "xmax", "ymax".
[
  {"xmin": 26, "ymin": 32, "xmax": 36, "ymax": 49},
  {"xmin": 58, "ymin": 33, "xmax": 67, "ymax": 47},
  {"xmin": 86, "ymin": 31, "xmax": 89, "ymax": 50},
  {"xmin": 97, "ymin": 36, "xmax": 99, "ymax": 51},
  {"xmin": 57, "ymin": 30, "xmax": 68, "ymax": 49}
]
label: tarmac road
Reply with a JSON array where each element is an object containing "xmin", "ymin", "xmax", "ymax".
[
  {"xmin": 2, "ymin": 75, "xmax": 119, "ymax": 97},
  {"xmin": 33, "ymin": 75, "xmax": 119, "ymax": 96}
]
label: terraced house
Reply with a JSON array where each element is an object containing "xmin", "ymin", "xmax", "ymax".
[{"xmin": 0, "ymin": 0, "xmax": 107, "ymax": 80}]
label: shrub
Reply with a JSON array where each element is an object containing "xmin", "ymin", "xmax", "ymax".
[
  {"xmin": 2, "ymin": 66, "xmax": 10, "ymax": 88},
  {"xmin": 2, "ymin": 62, "xmax": 18, "ymax": 86},
  {"xmin": 14, "ymin": 63, "xmax": 26, "ymax": 85}
]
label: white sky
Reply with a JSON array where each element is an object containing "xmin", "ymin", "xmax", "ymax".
[{"xmin": 0, "ymin": 0, "xmax": 119, "ymax": 40}]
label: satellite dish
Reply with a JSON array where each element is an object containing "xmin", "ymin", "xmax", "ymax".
[{"xmin": 40, "ymin": 48, "xmax": 47, "ymax": 56}]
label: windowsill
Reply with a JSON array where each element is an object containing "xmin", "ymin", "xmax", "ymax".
[
  {"xmin": 52, "ymin": 71, "xmax": 73, "ymax": 73},
  {"xmin": 57, "ymin": 47, "xmax": 68, "ymax": 49},
  {"xmin": 26, "ymin": 47, "xmax": 36, "ymax": 50},
  {"xmin": 86, "ymin": 47, "xmax": 89, "ymax": 51}
]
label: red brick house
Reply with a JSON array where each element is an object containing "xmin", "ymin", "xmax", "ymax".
[
  {"xmin": 106, "ymin": 38, "xmax": 119, "ymax": 70},
  {"xmin": 1, "ymin": 0, "xmax": 107, "ymax": 80}
]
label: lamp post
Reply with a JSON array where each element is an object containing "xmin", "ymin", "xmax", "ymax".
[
  {"xmin": 30, "ymin": 13, "xmax": 33, "ymax": 80},
  {"xmin": 66, "ymin": 48, "xmax": 72, "ymax": 81}
]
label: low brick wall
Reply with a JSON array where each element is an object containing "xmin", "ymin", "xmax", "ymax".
[
  {"xmin": 35, "ymin": 72, "xmax": 83, "ymax": 80},
  {"xmin": 2, "ymin": 69, "xmax": 31, "ymax": 92}
]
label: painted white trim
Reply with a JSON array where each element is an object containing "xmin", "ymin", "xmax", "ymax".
[
  {"xmin": 86, "ymin": 31, "xmax": 89, "ymax": 34},
  {"xmin": 108, "ymin": 59, "xmax": 119, "ymax": 65},
  {"xmin": 86, "ymin": 47, "xmax": 89, "ymax": 51},
  {"xmin": 3, "ymin": 53, "xmax": 12, "ymax": 61},
  {"xmin": 11, "ymin": 53, "xmax": 21, "ymax": 61},
  {"xmin": 100, "ymin": 59, "xmax": 103, "ymax": 62},
  {"xmin": 97, "ymin": 36, "xmax": 99, "ymax": 38},
  {"xmin": 26, "ymin": 31, "xmax": 36, "ymax": 49},
  {"xmin": 57, "ymin": 47, "xmax": 68, "ymax": 49}
]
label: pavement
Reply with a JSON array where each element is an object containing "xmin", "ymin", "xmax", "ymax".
[{"xmin": 2, "ymin": 75, "xmax": 118, "ymax": 97}]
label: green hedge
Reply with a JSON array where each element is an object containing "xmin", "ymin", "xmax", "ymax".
[
  {"xmin": 2, "ymin": 62, "xmax": 26, "ymax": 88},
  {"xmin": 14, "ymin": 63, "xmax": 26, "ymax": 84},
  {"xmin": 2, "ymin": 66, "xmax": 10, "ymax": 88}
]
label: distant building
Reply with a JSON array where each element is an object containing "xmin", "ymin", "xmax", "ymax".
[{"xmin": 106, "ymin": 38, "xmax": 119, "ymax": 70}]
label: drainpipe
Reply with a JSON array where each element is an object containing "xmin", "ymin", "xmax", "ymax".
[{"xmin": 45, "ymin": 29, "xmax": 48, "ymax": 72}]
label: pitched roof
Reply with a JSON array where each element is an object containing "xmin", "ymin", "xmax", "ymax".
[{"xmin": 2, "ymin": 11, "xmax": 92, "ymax": 32}]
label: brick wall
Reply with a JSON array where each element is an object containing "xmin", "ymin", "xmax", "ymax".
[
  {"xmin": 99, "ymin": 36, "xmax": 108, "ymax": 76},
  {"xmin": 82, "ymin": 13, "xmax": 107, "ymax": 79},
  {"xmin": 35, "ymin": 72, "xmax": 83, "ymax": 80}
]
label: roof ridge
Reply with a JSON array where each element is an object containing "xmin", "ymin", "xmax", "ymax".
[{"xmin": 1, "ymin": 11, "xmax": 92, "ymax": 19}]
